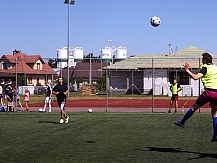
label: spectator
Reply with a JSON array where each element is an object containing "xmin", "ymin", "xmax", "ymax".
[
  {"xmin": 0, "ymin": 82, "xmax": 3, "ymax": 106},
  {"xmin": 6, "ymin": 87, "xmax": 14, "ymax": 112},
  {"xmin": 13, "ymin": 87, "xmax": 23, "ymax": 112},
  {"xmin": 42, "ymin": 81, "xmax": 52, "ymax": 112},
  {"xmin": 24, "ymin": 89, "xmax": 30, "ymax": 111}
]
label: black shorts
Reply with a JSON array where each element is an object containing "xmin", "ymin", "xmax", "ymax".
[{"xmin": 57, "ymin": 100, "xmax": 66, "ymax": 107}]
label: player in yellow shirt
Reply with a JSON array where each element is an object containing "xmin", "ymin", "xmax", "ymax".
[{"xmin": 175, "ymin": 53, "xmax": 217, "ymax": 142}]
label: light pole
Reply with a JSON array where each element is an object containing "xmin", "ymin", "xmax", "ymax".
[
  {"xmin": 89, "ymin": 53, "xmax": 93, "ymax": 85},
  {"xmin": 64, "ymin": 0, "xmax": 75, "ymax": 97}
]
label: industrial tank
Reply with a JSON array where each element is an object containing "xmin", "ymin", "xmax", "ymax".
[
  {"xmin": 57, "ymin": 47, "xmax": 84, "ymax": 68},
  {"xmin": 114, "ymin": 46, "xmax": 127, "ymax": 60},
  {"xmin": 100, "ymin": 46, "xmax": 113, "ymax": 61},
  {"xmin": 57, "ymin": 47, "xmax": 68, "ymax": 69},
  {"xmin": 71, "ymin": 47, "xmax": 84, "ymax": 62}
]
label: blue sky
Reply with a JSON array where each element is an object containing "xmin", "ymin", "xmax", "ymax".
[{"xmin": 0, "ymin": 0, "xmax": 217, "ymax": 58}]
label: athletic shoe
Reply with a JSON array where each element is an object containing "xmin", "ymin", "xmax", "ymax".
[
  {"xmin": 65, "ymin": 116, "xmax": 69, "ymax": 124},
  {"xmin": 174, "ymin": 120, "xmax": 184, "ymax": 128},
  {"xmin": 211, "ymin": 137, "xmax": 217, "ymax": 142},
  {"xmin": 48, "ymin": 109, "xmax": 52, "ymax": 113},
  {"xmin": 59, "ymin": 119, "xmax": 64, "ymax": 124},
  {"xmin": 168, "ymin": 110, "xmax": 172, "ymax": 113}
]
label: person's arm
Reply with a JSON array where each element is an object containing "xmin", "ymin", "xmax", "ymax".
[
  {"xmin": 50, "ymin": 87, "xmax": 53, "ymax": 97},
  {"xmin": 52, "ymin": 86, "xmax": 59, "ymax": 95},
  {"xmin": 169, "ymin": 85, "xmax": 172, "ymax": 92},
  {"xmin": 177, "ymin": 84, "xmax": 182, "ymax": 92},
  {"xmin": 184, "ymin": 63, "xmax": 203, "ymax": 80}
]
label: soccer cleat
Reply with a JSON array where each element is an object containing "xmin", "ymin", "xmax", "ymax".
[
  {"xmin": 48, "ymin": 109, "xmax": 52, "ymax": 113},
  {"xmin": 65, "ymin": 116, "xmax": 69, "ymax": 124},
  {"xmin": 174, "ymin": 120, "xmax": 184, "ymax": 128},
  {"xmin": 211, "ymin": 137, "xmax": 217, "ymax": 142},
  {"xmin": 168, "ymin": 110, "xmax": 172, "ymax": 113},
  {"xmin": 59, "ymin": 119, "xmax": 64, "ymax": 124}
]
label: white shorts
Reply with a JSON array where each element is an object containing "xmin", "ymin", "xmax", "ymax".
[
  {"xmin": 8, "ymin": 101, "xmax": 13, "ymax": 107},
  {"xmin": 45, "ymin": 97, "xmax": 52, "ymax": 103},
  {"xmin": 60, "ymin": 102, "xmax": 65, "ymax": 110}
]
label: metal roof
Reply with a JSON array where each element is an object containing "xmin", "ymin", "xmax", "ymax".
[{"xmin": 107, "ymin": 46, "xmax": 216, "ymax": 70}]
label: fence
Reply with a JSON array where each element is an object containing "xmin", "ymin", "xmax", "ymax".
[{"xmin": 0, "ymin": 54, "xmax": 216, "ymax": 112}]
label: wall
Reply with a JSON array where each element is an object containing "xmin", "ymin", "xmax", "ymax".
[{"xmin": 143, "ymin": 69, "xmax": 168, "ymax": 95}]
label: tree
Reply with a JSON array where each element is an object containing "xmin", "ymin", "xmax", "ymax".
[{"xmin": 48, "ymin": 59, "xmax": 57, "ymax": 68}]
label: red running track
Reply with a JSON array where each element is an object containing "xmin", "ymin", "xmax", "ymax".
[{"xmin": 27, "ymin": 99, "xmax": 210, "ymax": 112}]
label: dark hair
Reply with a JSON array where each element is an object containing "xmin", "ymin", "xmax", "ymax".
[{"xmin": 202, "ymin": 53, "xmax": 212, "ymax": 63}]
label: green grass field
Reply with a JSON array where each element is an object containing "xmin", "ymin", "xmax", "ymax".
[{"xmin": 0, "ymin": 112, "xmax": 217, "ymax": 163}]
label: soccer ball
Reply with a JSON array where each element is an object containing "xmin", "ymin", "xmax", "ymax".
[
  {"xmin": 150, "ymin": 16, "xmax": 161, "ymax": 27},
  {"xmin": 88, "ymin": 108, "xmax": 93, "ymax": 113},
  {"xmin": 38, "ymin": 108, "xmax": 44, "ymax": 112}
]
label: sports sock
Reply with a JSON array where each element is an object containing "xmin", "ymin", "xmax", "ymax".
[
  {"xmin": 213, "ymin": 117, "xmax": 217, "ymax": 138},
  {"xmin": 180, "ymin": 108, "xmax": 194, "ymax": 124}
]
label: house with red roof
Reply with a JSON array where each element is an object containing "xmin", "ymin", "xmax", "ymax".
[{"xmin": 0, "ymin": 50, "xmax": 55, "ymax": 86}]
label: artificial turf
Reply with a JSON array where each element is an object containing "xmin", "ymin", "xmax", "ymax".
[{"xmin": 0, "ymin": 112, "xmax": 217, "ymax": 163}]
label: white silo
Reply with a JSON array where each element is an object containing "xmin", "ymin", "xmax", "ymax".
[
  {"xmin": 57, "ymin": 47, "xmax": 67, "ymax": 69},
  {"xmin": 71, "ymin": 47, "xmax": 84, "ymax": 62},
  {"xmin": 100, "ymin": 47, "xmax": 113, "ymax": 61},
  {"xmin": 57, "ymin": 47, "xmax": 76, "ymax": 68},
  {"xmin": 114, "ymin": 46, "xmax": 127, "ymax": 61}
]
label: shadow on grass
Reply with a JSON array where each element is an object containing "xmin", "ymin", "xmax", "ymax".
[
  {"xmin": 38, "ymin": 120, "xmax": 59, "ymax": 124},
  {"xmin": 86, "ymin": 140, "xmax": 96, "ymax": 143},
  {"xmin": 137, "ymin": 146, "xmax": 217, "ymax": 160}
]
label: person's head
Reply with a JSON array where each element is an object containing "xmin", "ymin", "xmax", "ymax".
[
  {"xmin": 173, "ymin": 79, "xmax": 177, "ymax": 84},
  {"xmin": 202, "ymin": 53, "xmax": 212, "ymax": 64},
  {"xmin": 45, "ymin": 81, "xmax": 49, "ymax": 86},
  {"xmin": 58, "ymin": 77, "xmax": 63, "ymax": 85},
  {"xmin": 25, "ymin": 89, "xmax": 29, "ymax": 93}
]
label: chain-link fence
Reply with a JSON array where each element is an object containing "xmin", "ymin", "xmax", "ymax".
[{"xmin": 0, "ymin": 53, "xmax": 216, "ymax": 112}]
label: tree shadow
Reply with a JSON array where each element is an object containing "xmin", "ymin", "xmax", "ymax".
[{"xmin": 136, "ymin": 146, "xmax": 217, "ymax": 160}]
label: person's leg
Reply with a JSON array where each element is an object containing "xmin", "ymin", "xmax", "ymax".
[
  {"xmin": 175, "ymin": 100, "xmax": 178, "ymax": 113},
  {"xmin": 26, "ymin": 101, "xmax": 29, "ymax": 111},
  {"xmin": 62, "ymin": 101, "xmax": 69, "ymax": 123},
  {"xmin": 175, "ymin": 91, "xmax": 208, "ymax": 127},
  {"xmin": 18, "ymin": 101, "xmax": 23, "ymax": 111},
  {"xmin": 43, "ymin": 97, "xmax": 49, "ymax": 112},
  {"xmin": 211, "ymin": 109, "xmax": 217, "ymax": 141},
  {"xmin": 43, "ymin": 103, "xmax": 47, "ymax": 112},
  {"xmin": 210, "ymin": 97, "xmax": 217, "ymax": 142},
  {"xmin": 61, "ymin": 110, "xmax": 63, "ymax": 119},
  {"xmin": 168, "ymin": 100, "xmax": 173, "ymax": 113},
  {"xmin": 181, "ymin": 104, "xmax": 199, "ymax": 122},
  {"xmin": 48, "ymin": 99, "xmax": 52, "ymax": 112},
  {"xmin": 58, "ymin": 101, "xmax": 64, "ymax": 124},
  {"xmin": 0, "ymin": 96, "xmax": 3, "ymax": 106}
]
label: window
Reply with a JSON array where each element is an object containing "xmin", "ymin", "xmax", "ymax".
[
  {"xmin": 37, "ymin": 63, "xmax": 40, "ymax": 70},
  {"xmin": 169, "ymin": 70, "xmax": 189, "ymax": 85},
  {"xmin": 28, "ymin": 77, "xmax": 32, "ymax": 84}
]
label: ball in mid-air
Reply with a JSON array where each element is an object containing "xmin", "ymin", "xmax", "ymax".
[
  {"xmin": 88, "ymin": 108, "xmax": 93, "ymax": 113},
  {"xmin": 150, "ymin": 16, "xmax": 161, "ymax": 27}
]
